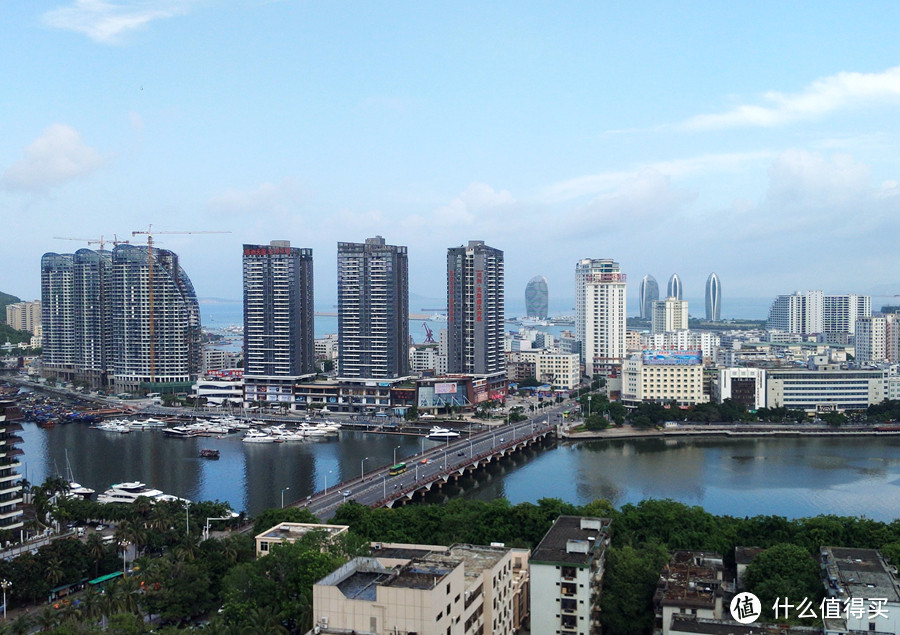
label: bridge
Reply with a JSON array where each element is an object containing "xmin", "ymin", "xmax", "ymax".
[{"xmin": 300, "ymin": 408, "xmax": 564, "ymax": 520}]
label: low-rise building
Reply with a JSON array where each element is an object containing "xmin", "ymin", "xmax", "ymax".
[
  {"xmin": 622, "ymin": 351, "xmax": 707, "ymax": 408},
  {"xmin": 254, "ymin": 522, "xmax": 349, "ymax": 557},
  {"xmin": 310, "ymin": 543, "xmax": 518, "ymax": 635},
  {"xmin": 530, "ymin": 516, "xmax": 611, "ymax": 635},
  {"xmin": 766, "ymin": 358, "xmax": 885, "ymax": 414},
  {"xmin": 654, "ymin": 551, "xmax": 727, "ymax": 635},
  {"xmin": 534, "ymin": 352, "xmax": 581, "ymax": 390},
  {"xmin": 821, "ymin": 546, "xmax": 900, "ymax": 634}
]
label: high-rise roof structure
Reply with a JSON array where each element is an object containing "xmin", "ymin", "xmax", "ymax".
[
  {"xmin": 651, "ymin": 297, "xmax": 689, "ymax": 334},
  {"xmin": 337, "ymin": 236, "xmax": 409, "ymax": 379},
  {"xmin": 705, "ymin": 272, "xmax": 721, "ymax": 322},
  {"xmin": 575, "ymin": 258, "xmax": 626, "ymax": 375},
  {"xmin": 243, "ymin": 241, "xmax": 314, "ymax": 378},
  {"xmin": 667, "ymin": 273, "xmax": 683, "ymax": 301},
  {"xmin": 639, "ymin": 275, "xmax": 659, "ymax": 320},
  {"xmin": 767, "ymin": 291, "xmax": 870, "ymax": 336},
  {"xmin": 524, "ymin": 275, "xmax": 549, "ymax": 320},
  {"xmin": 447, "ymin": 241, "xmax": 505, "ymax": 375}
]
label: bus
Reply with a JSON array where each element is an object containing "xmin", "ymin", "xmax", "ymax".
[{"xmin": 388, "ymin": 462, "xmax": 407, "ymax": 476}]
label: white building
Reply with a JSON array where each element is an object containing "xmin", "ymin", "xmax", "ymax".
[
  {"xmin": 530, "ymin": 516, "xmax": 610, "ymax": 635},
  {"xmin": 824, "ymin": 293, "xmax": 870, "ymax": 335},
  {"xmin": 715, "ymin": 367, "xmax": 766, "ymax": 411},
  {"xmin": 575, "ymin": 259, "xmax": 626, "ymax": 376},
  {"xmin": 855, "ymin": 316, "xmax": 888, "ymax": 365},
  {"xmin": 767, "ymin": 290, "xmax": 824, "ymax": 335},
  {"xmin": 651, "ymin": 297, "xmax": 689, "ymax": 334},
  {"xmin": 314, "ymin": 333, "xmax": 339, "ymax": 361},
  {"xmin": 821, "ymin": 546, "xmax": 900, "ymax": 634},
  {"xmin": 766, "ymin": 357, "xmax": 885, "ymax": 414},
  {"xmin": 622, "ymin": 351, "xmax": 706, "ymax": 407},
  {"xmin": 640, "ymin": 330, "xmax": 720, "ymax": 361},
  {"xmin": 312, "ymin": 544, "xmax": 517, "ymax": 635},
  {"xmin": 533, "ymin": 352, "xmax": 581, "ymax": 390},
  {"xmin": 410, "ymin": 345, "xmax": 438, "ymax": 374}
]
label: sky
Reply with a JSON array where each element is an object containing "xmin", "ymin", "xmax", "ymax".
[{"xmin": 4, "ymin": 1, "xmax": 900, "ymax": 314}]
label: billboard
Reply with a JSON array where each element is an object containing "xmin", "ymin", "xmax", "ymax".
[
  {"xmin": 434, "ymin": 382, "xmax": 458, "ymax": 395},
  {"xmin": 641, "ymin": 350, "xmax": 702, "ymax": 365}
]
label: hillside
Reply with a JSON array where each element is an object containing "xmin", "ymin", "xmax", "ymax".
[{"xmin": 0, "ymin": 291, "xmax": 21, "ymax": 323}]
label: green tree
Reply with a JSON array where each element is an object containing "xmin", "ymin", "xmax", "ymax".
[
  {"xmin": 744, "ymin": 543, "xmax": 822, "ymax": 622},
  {"xmin": 404, "ymin": 405, "xmax": 419, "ymax": 421},
  {"xmin": 600, "ymin": 542, "xmax": 669, "ymax": 635},
  {"xmin": 252, "ymin": 507, "xmax": 320, "ymax": 536}
]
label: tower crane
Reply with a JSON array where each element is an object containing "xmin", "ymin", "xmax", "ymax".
[
  {"xmin": 53, "ymin": 234, "xmax": 131, "ymax": 250},
  {"xmin": 422, "ymin": 322, "xmax": 436, "ymax": 344},
  {"xmin": 130, "ymin": 225, "xmax": 231, "ymax": 385}
]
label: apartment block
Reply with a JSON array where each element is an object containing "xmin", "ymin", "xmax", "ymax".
[{"xmin": 530, "ymin": 516, "xmax": 611, "ymax": 635}]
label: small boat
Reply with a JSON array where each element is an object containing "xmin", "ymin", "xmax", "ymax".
[
  {"xmin": 427, "ymin": 426, "xmax": 460, "ymax": 439},
  {"xmin": 199, "ymin": 449, "xmax": 220, "ymax": 459}
]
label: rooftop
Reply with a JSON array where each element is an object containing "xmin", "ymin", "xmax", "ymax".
[
  {"xmin": 821, "ymin": 546, "xmax": 900, "ymax": 602},
  {"xmin": 531, "ymin": 516, "xmax": 610, "ymax": 566},
  {"xmin": 668, "ymin": 616, "xmax": 821, "ymax": 635},
  {"xmin": 655, "ymin": 551, "xmax": 724, "ymax": 610},
  {"xmin": 256, "ymin": 522, "xmax": 348, "ymax": 543},
  {"xmin": 439, "ymin": 544, "xmax": 509, "ymax": 584}
]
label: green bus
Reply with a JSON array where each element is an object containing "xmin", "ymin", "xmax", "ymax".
[{"xmin": 389, "ymin": 462, "xmax": 407, "ymax": 475}]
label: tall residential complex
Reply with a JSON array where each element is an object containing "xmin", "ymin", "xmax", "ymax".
[
  {"xmin": 767, "ymin": 290, "xmax": 870, "ymax": 336},
  {"xmin": 40, "ymin": 245, "xmax": 201, "ymax": 392},
  {"xmin": 524, "ymin": 275, "xmax": 549, "ymax": 319},
  {"xmin": 0, "ymin": 400, "xmax": 24, "ymax": 533},
  {"xmin": 242, "ymin": 242, "xmax": 314, "ymax": 407},
  {"xmin": 575, "ymin": 259, "xmax": 626, "ymax": 376},
  {"xmin": 855, "ymin": 316, "xmax": 888, "ymax": 365},
  {"xmin": 337, "ymin": 236, "xmax": 409, "ymax": 379},
  {"xmin": 5, "ymin": 300, "xmax": 41, "ymax": 333},
  {"xmin": 705, "ymin": 272, "xmax": 721, "ymax": 322},
  {"xmin": 666, "ymin": 273, "xmax": 683, "ymax": 300},
  {"xmin": 447, "ymin": 241, "xmax": 505, "ymax": 375},
  {"xmin": 639, "ymin": 274, "xmax": 659, "ymax": 320},
  {"xmin": 651, "ymin": 297, "xmax": 689, "ymax": 334}
]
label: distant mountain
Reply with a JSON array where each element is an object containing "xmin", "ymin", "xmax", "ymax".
[{"xmin": 0, "ymin": 291, "xmax": 21, "ymax": 323}]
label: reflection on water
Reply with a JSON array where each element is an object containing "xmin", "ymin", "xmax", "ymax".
[{"xmin": 19, "ymin": 424, "xmax": 900, "ymax": 521}]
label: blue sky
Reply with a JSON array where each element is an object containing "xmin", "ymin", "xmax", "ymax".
[{"xmin": 4, "ymin": 1, "xmax": 900, "ymax": 313}]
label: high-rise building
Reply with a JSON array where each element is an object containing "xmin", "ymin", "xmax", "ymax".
[
  {"xmin": 242, "ymin": 242, "xmax": 314, "ymax": 408},
  {"xmin": 667, "ymin": 273, "xmax": 683, "ymax": 301},
  {"xmin": 576, "ymin": 259, "xmax": 626, "ymax": 376},
  {"xmin": 705, "ymin": 272, "xmax": 721, "ymax": 322},
  {"xmin": 337, "ymin": 236, "xmax": 409, "ymax": 379},
  {"xmin": 0, "ymin": 400, "xmax": 24, "ymax": 533},
  {"xmin": 524, "ymin": 275, "xmax": 549, "ymax": 319},
  {"xmin": 5, "ymin": 300, "xmax": 41, "ymax": 333},
  {"xmin": 855, "ymin": 316, "xmax": 888, "ymax": 365},
  {"xmin": 109, "ymin": 244, "xmax": 201, "ymax": 393},
  {"xmin": 447, "ymin": 241, "xmax": 505, "ymax": 375},
  {"xmin": 767, "ymin": 290, "xmax": 824, "ymax": 334},
  {"xmin": 41, "ymin": 245, "xmax": 201, "ymax": 393},
  {"xmin": 639, "ymin": 275, "xmax": 659, "ymax": 320},
  {"xmin": 824, "ymin": 294, "xmax": 871, "ymax": 335},
  {"xmin": 243, "ymin": 241, "xmax": 314, "ymax": 377},
  {"xmin": 651, "ymin": 297, "xmax": 689, "ymax": 334}
]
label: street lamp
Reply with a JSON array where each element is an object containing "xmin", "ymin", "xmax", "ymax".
[
  {"xmin": 381, "ymin": 473, "xmax": 387, "ymax": 499},
  {"xmin": 587, "ymin": 395, "xmax": 592, "ymax": 419},
  {"xmin": 120, "ymin": 540, "xmax": 131, "ymax": 574},
  {"xmin": 1, "ymin": 579, "xmax": 10, "ymax": 620},
  {"xmin": 468, "ymin": 439, "xmax": 473, "ymax": 457},
  {"xmin": 324, "ymin": 469, "xmax": 333, "ymax": 495},
  {"xmin": 361, "ymin": 457, "xmax": 369, "ymax": 481},
  {"xmin": 393, "ymin": 445, "xmax": 401, "ymax": 465},
  {"xmin": 281, "ymin": 487, "xmax": 290, "ymax": 508},
  {"xmin": 185, "ymin": 501, "xmax": 191, "ymax": 536}
]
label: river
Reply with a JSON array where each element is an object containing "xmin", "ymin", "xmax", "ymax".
[{"xmin": 19, "ymin": 422, "xmax": 900, "ymax": 521}]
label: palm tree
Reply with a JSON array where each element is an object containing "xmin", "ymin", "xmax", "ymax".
[
  {"xmin": 239, "ymin": 607, "xmax": 288, "ymax": 634},
  {"xmin": 6, "ymin": 614, "xmax": 31, "ymax": 635},
  {"xmin": 45, "ymin": 556, "xmax": 65, "ymax": 588},
  {"xmin": 85, "ymin": 533, "xmax": 107, "ymax": 577},
  {"xmin": 33, "ymin": 607, "xmax": 57, "ymax": 632}
]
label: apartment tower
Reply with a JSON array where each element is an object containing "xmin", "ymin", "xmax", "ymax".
[
  {"xmin": 576, "ymin": 259, "xmax": 626, "ymax": 376},
  {"xmin": 337, "ymin": 236, "xmax": 409, "ymax": 379},
  {"xmin": 447, "ymin": 241, "xmax": 505, "ymax": 375}
]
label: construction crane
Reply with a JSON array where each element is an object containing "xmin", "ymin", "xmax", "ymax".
[
  {"xmin": 131, "ymin": 225, "xmax": 231, "ymax": 385},
  {"xmin": 53, "ymin": 234, "xmax": 131, "ymax": 250},
  {"xmin": 422, "ymin": 322, "xmax": 436, "ymax": 343}
]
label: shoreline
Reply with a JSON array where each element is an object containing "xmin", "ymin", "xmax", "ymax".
[{"xmin": 561, "ymin": 423, "xmax": 900, "ymax": 441}]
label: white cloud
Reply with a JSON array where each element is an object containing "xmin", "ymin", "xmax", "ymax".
[
  {"xmin": 683, "ymin": 65, "xmax": 900, "ymax": 130},
  {"xmin": 207, "ymin": 177, "xmax": 308, "ymax": 217},
  {"xmin": 539, "ymin": 151, "xmax": 771, "ymax": 203},
  {"xmin": 43, "ymin": 0, "xmax": 195, "ymax": 43},
  {"xmin": 2, "ymin": 124, "xmax": 106, "ymax": 191},
  {"xmin": 765, "ymin": 149, "xmax": 871, "ymax": 208},
  {"xmin": 429, "ymin": 182, "xmax": 516, "ymax": 227}
]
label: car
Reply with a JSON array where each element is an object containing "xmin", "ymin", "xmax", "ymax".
[
  {"xmin": 342, "ymin": 490, "xmax": 351, "ymax": 497},
  {"xmin": 457, "ymin": 451, "xmax": 465, "ymax": 456},
  {"xmin": 499, "ymin": 438, "xmax": 504, "ymax": 442},
  {"xmin": 420, "ymin": 458, "xmax": 429, "ymax": 464}
]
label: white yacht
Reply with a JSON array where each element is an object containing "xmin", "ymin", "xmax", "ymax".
[
  {"xmin": 93, "ymin": 420, "xmax": 132, "ymax": 433},
  {"xmin": 96, "ymin": 481, "xmax": 165, "ymax": 504},
  {"xmin": 427, "ymin": 426, "xmax": 460, "ymax": 439},
  {"xmin": 242, "ymin": 429, "xmax": 276, "ymax": 443}
]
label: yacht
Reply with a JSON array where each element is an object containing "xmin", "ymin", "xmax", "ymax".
[
  {"xmin": 93, "ymin": 420, "xmax": 131, "ymax": 433},
  {"xmin": 65, "ymin": 451, "xmax": 94, "ymax": 500},
  {"xmin": 242, "ymin": 429, "xmax": 276, "ymax": 443},
  {"xmin": 427, "ymin": 426, "xmax": 460, "ymax": 439},
  {"xmin": 96, "ymin": 481, "xmax": 166, "ymax": 504}
]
